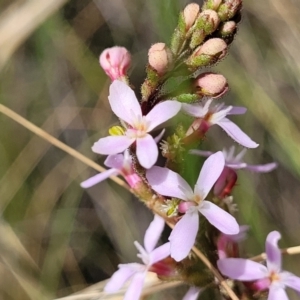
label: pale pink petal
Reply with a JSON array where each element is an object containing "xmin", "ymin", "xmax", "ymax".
[
  {"xmin": 80, "ymin": 169, "xmax": 119, "ymax": 188},
  {"xmin": 245, "ymin": 162, "xmax": 278, "ymax": 173},
  {"xmin": 227, "ymin": 225, "xmax": 249, "ymax": 242},
  {"xmin": 182, "ymin": 286, "xmax": 202, "ymax": 300},
  {"xmin": 124, "ymin": 272, "xmax": 146, "ymax": 300},
  {"xmin": 104, "ymin": 154, "xmax": 125, "ymax": 169},
  {"xmin": 189, "ymin": 149, "xmax": 213, "ymax": 157},
  {"xmin": 146, "ymin": 101, "xmax": 181, "ymax": 131},
  {"xmin": 136, "ymin": 135, "xmax": 158, "ymax": 169},
  {"xmin": 104, "ymin": 264, "xmax": 138, "ymax": 292},
  {"xmin": 217, "ymin": 258, "xmax": 268, "ymax": 281},
  {"xmin": 182, "ymin": 103, "xmax": 207, "ymax": 118},
  {"xmin": 92, "ymin": 136, "xmax": 134, "ymax": 155},
  {"xmin": 195, "ymin": 151, "xmax": 225, "ymax": 199},
  {"xmin": 134, "ymin": 241, "xmax": 148, "ymax": 263},
  {"xmin": 146, "ymin": 167, "xmax": 192, "ymax": 200},
  {"xmin": 108, "ymin": 80, "xmax": 142, "ymax": 125},
  {"xmin": 144, "ymin": 215, "xmax": 165, "ymax": 253},
  {"xmin": 282, "ymin": 272, "xmax": 300, "ymax": 293},
  {"xmin": 227, "ymin": 106, "xmax": 247, "ymax": 115},
  {"xmin": 266, "ymin": 231, "xmax": 282, "ymax": 272},
  {"xmin": 169, "ymin": 210, "xmax": 199, "ymax": 261},
  {"xmin": 210, "ymin": 106, "xmax": 232, "ymax": 123},
  {"xmin": 226, "ymin": 162, "xmax": 247, "ymax": 169},
  {"xmin": 199, "ymin": 201, "xmax": 239, "ymax": 234},
  {"xmin": 217, "ymin": 118, "xmax": 259, "ymax": 148},
  {"xmin": 268, "ymin": 285, "xmax": 288, "ymax": 300},
  {"xmin": 154, "ymin": 129, "xmax": 165, "ymax": 143},
  {"xmin": 150, "ymin": 242, "xmax": 171, "ymax": 264}
]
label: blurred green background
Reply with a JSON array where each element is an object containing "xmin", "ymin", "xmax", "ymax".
[{"xmin": 0, "ymin": 0, "xmax": 300, "ymax": 299}]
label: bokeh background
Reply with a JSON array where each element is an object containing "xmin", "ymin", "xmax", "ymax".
[{"xmin": 0, "ymin": 0, "xmax": 300, "ymax": 299}]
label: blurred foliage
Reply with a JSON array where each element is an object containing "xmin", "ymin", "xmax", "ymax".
[{"xmin": 0, "ymin": 0, "xmax": 300, "ymax": 299}]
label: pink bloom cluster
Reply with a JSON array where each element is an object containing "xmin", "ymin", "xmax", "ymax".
[{"xmin": 218, "ymin": 231, "xmax": 300, "ymax": 300}]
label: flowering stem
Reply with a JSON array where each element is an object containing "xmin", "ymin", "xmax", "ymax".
[
  {"xmin": 250, "ymin": 245, "xmax": 300, "ymax": 262},
  {"xmin": 0, "ymin": 104, "xmax": 240, "ymax": 300},
  {"xmin": 0, "ymin": 104, "xmax": 130, "ymax": 191}
]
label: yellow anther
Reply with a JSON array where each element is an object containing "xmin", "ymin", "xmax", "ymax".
[{"xmin": 109, "ymin": 126, "xmax": 125, "ymax": 136}]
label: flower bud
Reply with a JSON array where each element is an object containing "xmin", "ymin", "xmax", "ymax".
[
  {"xmin": 194, "ymin": 72, "xmax": 228, "ymax": 98},
  {"xmin": 217, "ymin": 0, "xmax": 242, "ymax": 21},
  {"xmin": 148, "ymin": 43, "xmax": 173, "ymax": 75},
  {"xmin": 186, "ymin": 38, "xmax": 228, "ymax": 69},
  {"xmin": 220, "ymin": 21, "xmax": 237, "ymax": 37},
  {"xmin": 183, "ymin": 3, "xmax": 200, "ymax": 30},
  {"xmin": 178, "ymin": 201, "xmax": 196, "ymax": 214},
  {"xmin": 202, "ymin": 0, "xmax": 222, "ymax": 10},
  {"xmin": 196, "ymin": 9, "xmax": 220, "ymax": 35},
  {"xmin": 197, "ymin": 38, "xmax": 227, "ymax": 57},
  {"xmin": 99, "ymin": 46, "xmax": 131, "ymax": 81}
]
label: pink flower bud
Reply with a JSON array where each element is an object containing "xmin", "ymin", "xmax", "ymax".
[
  {"xmin": 202, "ymin": 0, "xmax": 222, "ymax": 10},
  {"xmin": 99, "ymin": 46, "xmax": 131, "ymax": 81},
  {"xmin": 218, "ymin": 0, "xmax": 242, "ymax": 21},
  {"xmin": 196, "ymin": 38, "xmax": 227, "ymax": 58},
  {"xmin": 183, "ymin": 3, "xmax": 200, "ymax": 30},
  {"xmin": 150, "ymin": 257, "xmax": 178, "ymax": 278},
  {"xmin": 194, "ymin": 72, "xmax": 228, "ymax": 98},
  {"xmin": 148, "ymin": 43, "xmax": 173, "ymax": 75},
  {"xmin": 186, "ymin": 38, "xmax": 227, "ymax": 69},
  {"xmin": 178, "ymin": 201, "xmax": 197, "ymax": 214},
  {"xmin": 220, "ymin": 21, "xmax": 237, "ymax": 36},
  {"xmin": 198, "ymin": 9, "xmax": 220, "ymax": 34}
]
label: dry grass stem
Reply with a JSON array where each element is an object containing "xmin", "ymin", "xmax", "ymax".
[
  {"xmin": 54, "ymin": 272, "xmax": 182, "ymax": 300},
  {"xmin": 251, "ymin": 245, "xmax": 300, "ymax": 262},
  {"xmin": 0, "ymin": 104, "xmax": 129, "ymax": 191}
]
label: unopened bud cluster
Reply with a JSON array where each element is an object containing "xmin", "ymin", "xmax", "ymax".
[{"xmin": 139, "ymin": 0, "xmax": 242, "ymax": 106}]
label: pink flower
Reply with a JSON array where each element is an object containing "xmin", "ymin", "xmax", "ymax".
[
  {"xmin": 104, "ymin": 215, "xmax": 171, "ymax": 300},
  {"xmin": 80, "ymin": 151, "xmax": 141, "ymax": 188},
  {"xmin": 146, "ymin": 151, "xmax": 239, "ymax": 261},
  {"xmin": 190, "ymin": 146, "xmax": 277, "ymax": 172},
  {"xmin": 217, "ymin": 231, "xmax": 300, "ymax": 300},
  {"xmin": 99, "ymin": 46, "xmax": 131, "ymax": 81},
  {"xmin": 182, "ymin": 99, "xmax": 258, "ymax": 148},
  {"xmin": 92, "ymin": 80, "xmax": 181, "ymax": 169},
  {"xmin": 191, "ymin": 146, "xmax": 277, "ymax": 197},
  {"xmin": 182, "ymin": 286, "xmax": 202, "ymax": 300}
]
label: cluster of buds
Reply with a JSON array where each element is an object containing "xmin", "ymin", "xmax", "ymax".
[{"xmin": 81, "ymin": 0, "xmax": 300, "ymax": 299}]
